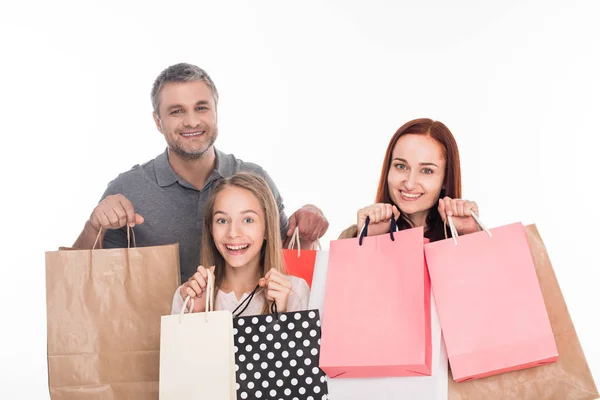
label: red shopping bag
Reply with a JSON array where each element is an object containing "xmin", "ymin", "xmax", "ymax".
[
  {"xmin": 424, "ymin": 213, "xmax": 558, "ymax": 382},
  {"xmin": 319, "ymin": 217, "xmax": 432, "ymax": 378},
  {"xmin": 283, "ymin": 227, "xmax": 318, "ymax": 287}
]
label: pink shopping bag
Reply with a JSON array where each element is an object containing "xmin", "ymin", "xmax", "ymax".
[
  {"xmin": 424, "ymin": 214, "xmax": 558, "ymax": 382},
  {"xmin": 319, "ymin": 217, "xmax": 432, "ymax": 378}
]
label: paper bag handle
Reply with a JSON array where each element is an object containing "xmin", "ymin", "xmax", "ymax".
[
  {"xmin": 180, "ymin": 296, "xmax": 195, "ymax": 323},
  {"xmin": 205, "ymin": 268, "xmax": 214, "ymax": 316},
  {"xmin": 92, "ymin": 226, "xmax": 137, "ymax": 250},
  {"xmin": 287, "ymin": 226, "xmax": 322, "ymax": 256},
  {"xmin": 445, "ymin": 209, "xmax": 492, "ymax": 245},
  {"xmin": 180, "ymin": 268, "xmax": 215, "ymax": 323},
  {"xmin": 232, "ymin": 284, "xmax": 260, "ymax": 318},
  {"xmin": 231, "ymin": 286, "xmax": 280, "ymax": 320},
  {"xmin": 270, "ymin": 301, "xmax": 278, "ymax": 318},
  {"xmin": 287, "ymin": 226, "xmax": 302, "ymax": 256},
  {"xmin": 358, "ymin": 214, "xmax": 397, "ymax": 246}
]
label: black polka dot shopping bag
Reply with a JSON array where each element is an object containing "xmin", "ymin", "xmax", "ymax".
[{"xmin": 233, "ymin": 300, "xmax": 329, "ymax": 400}]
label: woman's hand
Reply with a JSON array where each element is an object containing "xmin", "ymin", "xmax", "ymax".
[
  {"xmin": 438, "ymin": 197, "xmax": 481, "ymax": 235},
  {"xmin": 356, "ymin": 203, "xmax": 400, "ymax": 237}
]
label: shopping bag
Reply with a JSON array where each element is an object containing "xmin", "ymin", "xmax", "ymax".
[
  {"xmin": 319, "ymin": 217, "xmax": 432, "ymax": 378},
  {"xmin": 159, "ymin": 271, "xmax": 236, "ymax": 399},
  {"xmin": 307, "ymin": 250, "xmax": 329, "ymax": 316},
  {"xmin": 310, "ymin": 245, "xmax": 448, "ymax": 399},
  {"xmin": 233, "ymin": 297, "xmax": 328, "ymax": 399},
  {"xmin": 424, "ymin": 212, "xmax": 558, "ymax": 382},
  {"xmin": 447, "ymin": 224, "xmax": 599, "ymax": 399},
  {"xmin": 283, "ymin": 227, "xmax": 318, "ymax": 288},
  {"xmin": 46, "ymin": 228, "xmax": 181, "ymax": 399}
]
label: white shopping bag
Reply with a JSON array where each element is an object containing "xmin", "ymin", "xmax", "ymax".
[
  {"xmin": 308, "ymin": 250, "xmax": 449, "ymax": 399},
  {"xmin": 159, "ymin": 271, "xmax": 236, "ymax": 400},
  {"xmin": 308, "ymin": 250, "xmax": 330, "ymax": 315}
]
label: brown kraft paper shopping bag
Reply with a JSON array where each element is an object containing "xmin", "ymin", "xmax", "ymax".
[
  {"xmin": 448, "ymin": 224, "xmax": 599, "ymax": 400},
  {"xmin": 45, "ymin": 231, "xmax": 180, "ymax": 400}
]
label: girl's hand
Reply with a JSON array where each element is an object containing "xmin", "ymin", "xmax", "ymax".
[
  {"xmin": 259, "ymin": 268, "xmax": 292, "ymax": 312},
  {"xmin": 179, "ymin": 265, "xmax": 215, "ymax": 312}
]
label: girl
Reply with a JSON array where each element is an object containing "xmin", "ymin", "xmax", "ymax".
[
  {"xmin": 342, "ymin": 118, "xmax": 481, "ymax": 241},
  {"xmin": 171, "ymin": 172, "xmax": 309, "ymax": 315}
]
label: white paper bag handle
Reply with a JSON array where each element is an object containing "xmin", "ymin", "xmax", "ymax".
[
  {"xmin": 179, "ymin": 268, "xmax": 215, "ymax": 323},
  {"xmin": 179, "ymin": 296, "xmax": 195, "ymax": 324},
  {"xmin": 287, "ymin": 226, "xmax": 322, "ymax": 256},
  {"xmin": 447, "ymin": 209, "xmax": 492, "ymax": 245},
  {"xmin": 287, "ymin": 226, "xmax": 302, "ymax": 257},
  {"xmin": 205, "ymin": 268, "xmax": 214, "ymax": 316}
]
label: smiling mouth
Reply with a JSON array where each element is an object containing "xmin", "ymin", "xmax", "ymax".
[
  {"xmin": 400, "ymin": 191, "xmax": 423, "ymax": 200},
  {"xmin": 224, "ymin": 244, "xmax": 250, "ymax": 255},
  {"xmin": 180, "ymin": 131, "xmax": 205, "ymax": 137}
]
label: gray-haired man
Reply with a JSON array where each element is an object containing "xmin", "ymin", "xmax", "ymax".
[{"xmin": 73, "ymin": 63, "xmax": 328, "ymax": 282}]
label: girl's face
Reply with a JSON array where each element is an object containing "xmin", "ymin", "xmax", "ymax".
[
  {"xmin": 387, "ymin": 134, "xmax": 446, "ymax": 225},
  {"xmin": 211, "ymin": 186, "xmax": 266, "ymax": 270}
]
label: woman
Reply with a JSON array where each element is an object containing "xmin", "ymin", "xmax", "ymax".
[
  {"xmin": 171, "ymin": 172, "xmax": 310, "ymax": 316},
  {"xmin": 342, "ymin": 118, "xmax": 481, "ymax": 241}
]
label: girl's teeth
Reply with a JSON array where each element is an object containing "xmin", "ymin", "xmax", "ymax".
[
  {"xmin": 401, "ymin": 192, "xmax": 422, "ymax": 198},
  {"xmin": 226, "ymin": 245, "xmax": 249, "ymax": 250}
]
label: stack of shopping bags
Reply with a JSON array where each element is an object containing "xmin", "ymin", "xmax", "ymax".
[
  {"xmin": 299, "ymin": 215, "xmax": 599, "ymax": 399},
  {"xmin": 159, "ymin": 271, "xmax": 330, "ymax": 400},
  {"xmin": 45, "ymin": 217, "xmax": 599, "ymax": 399}
]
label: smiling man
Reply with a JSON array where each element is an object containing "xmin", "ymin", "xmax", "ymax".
[{"xmin": 73, "ymin": 63, "xmax": 328, "ymax": 282}]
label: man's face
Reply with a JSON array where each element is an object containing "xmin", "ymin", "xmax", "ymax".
[{"xmin": 153, "ymin": 81, "xmax": 218, "ymax": 160}]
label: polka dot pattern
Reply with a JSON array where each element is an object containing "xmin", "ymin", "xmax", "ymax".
[{"xmin": 234, "ymin": 309, "xmax": 329, "ymax": 399}]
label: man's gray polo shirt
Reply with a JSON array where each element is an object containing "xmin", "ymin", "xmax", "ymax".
[{"xmin": 101, "ymin": 148, "xmax": 289, "ymax": 283}]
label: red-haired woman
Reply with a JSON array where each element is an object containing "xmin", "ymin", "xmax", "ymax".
[{"xmin": 340, "ymin": 118, "xmax": 481, "ymax": 241}]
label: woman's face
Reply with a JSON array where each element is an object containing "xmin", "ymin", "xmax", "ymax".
[{"xmin": 387, "ymin": 134, "xmax": 446, "ymax": 225}]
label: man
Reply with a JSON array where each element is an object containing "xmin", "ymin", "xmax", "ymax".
[{"xmin": 73, "ymin": 63, "xmax": 328, "ymax": 282}]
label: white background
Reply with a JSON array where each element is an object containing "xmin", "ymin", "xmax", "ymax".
[{"xmin": 0, "ymin": 0, "xmax": 598, "ymax": 397}]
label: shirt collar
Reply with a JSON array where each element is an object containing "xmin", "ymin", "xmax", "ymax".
[
  {"xmin": 155, "ymin": 147, "xmax": 233, "ymax": 188},
  {"xmin": 155, "ymin": 149, "xmax": 178, "ymax": 187}
]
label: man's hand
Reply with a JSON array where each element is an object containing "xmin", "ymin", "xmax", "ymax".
[
  {"xmin": 286, "ymin": 204, "xmax": 328, "ymax": 247},
  {"xmin": 89, "ymin": 194, "xmax": 144, "ymax": 232},
  {"xmin": 73, "ymin": 194, "xmax": 144, "ymax": 249}
]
